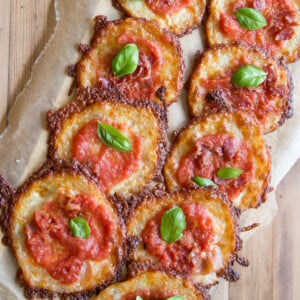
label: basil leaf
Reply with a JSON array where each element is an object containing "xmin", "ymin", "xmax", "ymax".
[
  {"xmin": 236, "ymin": 8, "xmax": 267, "ymax": 30},
  {"xmin": 112, "ymin": 44, "xmax": 139, "ymax": 77},
  {"xmin": 160, "ymin": 206, "xmax": 186, "ymax": 243},
  {"xmin": 69, "ymin": 217, "xmax": 90, "ymax": 239},
  {"xmin": 232, "ymin": 65, "xmax": 267, "ymax": 87},
  {"xmin": 192, "ymin": 176, "xmax": 217, "ymax": 187},
  {"xmin": 97, "ymin": 122, "xmax": 132, "ymax": 152},
  {"xmin": 136, "ymin": 297, "xmax": 143, "ymax": 300},
  {"xmin": 217, "ymin": 167, "xmax": 243, "ymax": 179}
]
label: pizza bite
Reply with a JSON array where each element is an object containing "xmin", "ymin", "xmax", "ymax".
[
  {"xmin": 115, "ymin": 0, "xmax": 206, "ymax": 36},
  {"xmin": 4, "ymin": 163, "xmax": 125, "ymax": 298},
  {"xmin": 71, "ymin": 16, "xmax": 184, "ymax": 105},
  {"xmin": 126, "ymin": 188, "xmax": 243, "ymax": 287},
  {"xmin": 164, "ymin": 111, "xmax": 271, "ymax": 210},
  {"xmin": 95, "ymin": 271, "xmax": 208, "ymax": 299},
  {"xmin": 206, "ymin": 0, "xmax": 300, "ymax": 63},
  {"xmin": 47, "ymin": 88, "xmax": 167, "ymax": 197},
  {"xmin": 188, "ymin": 43, "xmax": 293, "ymax": 134}
]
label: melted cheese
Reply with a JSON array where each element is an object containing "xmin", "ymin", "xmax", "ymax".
[
  {"xmin": 95, "ymin": 271, "xmax": 205, "ymax": 299},
  {"xmin": 76, "ymin": 18, "xmax": 184, "ymax": 105},
  {"xmin": 51, "ymin": 100, "xmax": 164, "ymax": 197},
  {"xmin": 188, "ymin": 44, "xmax": 292, "ymax": 133},
  {"xmin": 116, "ymin": 0, "xmax": 206, "ymax": 36},
  {"xmin": 11, "ymin": 172, "xmax": 125, "ymax": 293},
  {"xmin": 164, "ymin": 111, "xmax": 271, "ymax": 210},
  {"xmin": 206, "ymin": 0, "xmax": 300, "ymax": 63},
  {"xmin": 127, "ymin": 188, "xmax": 238, "ymax": 286}
]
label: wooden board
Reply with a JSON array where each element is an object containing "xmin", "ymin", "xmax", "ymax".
[{"xmin": 0, "ymin": 1, "xmax": 299, "ymax": 299}]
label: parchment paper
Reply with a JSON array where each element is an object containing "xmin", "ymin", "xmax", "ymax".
[{"xmin": 0, "ymin": 0, "xmax": 299, "ymax": 298}]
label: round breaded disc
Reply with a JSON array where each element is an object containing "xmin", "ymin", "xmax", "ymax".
[
  {"xmin": 164, "ymin": 111, "xmax": 271, "ymax": 210},
  {"xmin": 188, "ymin": 43, "xmax": 292, "ymax": 133},
  {"xmin": 116, "ymin": 0, "xmax": 206, "ymax": 36},
  {"xmin": 95, "ymin": 271, "xmax": 207, "ymax": 299},
  {"xmin": 206, "ymin": 0, "xmax": 300, "ymax": 63},
  {"xmin": 9, "ymin": 164, "xmax": 125, "ymax": 297},
  {"xmin": 47, "ymin": 89, "xmax": 167, "ymax": 197},
  {"xmin": 127, "ymin": 188, "xmax": 240, "ymax": 286},
  {"xmin": 74, "ymin": 16, "xmax": 184, "ymax": 105}
]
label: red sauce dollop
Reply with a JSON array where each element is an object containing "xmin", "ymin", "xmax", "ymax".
[
  {"xmin": 25, "ymin": 192, "xmax": 115, "ymax": 284},
  {"xmin": 123, "ymin": 289, "xmax": 175, "ymax": 300},
  {"xmin": 146, "ymin": 0, "xmax": 192, "ymax": 16},
  {"xmin": 199, "ymin": 57, "xmax": 288, "ymax": 128},
  {"xmin": 98, "ymin": 34, "xmax": 163, "ymax": 100},
  {"xmin": 142, "ymin": 202, "xmax": 215, "ymax": 274},
  {"xmin": 72, "ymin": 119, "xmax": 142, "ymax": 193},
  {"xmin": 219, "ymin": 0, "xmax": 298, "ymax": 55},
  {"xmin": 176, "ymin": 134, "xmax": 255, "ymax": 201}
]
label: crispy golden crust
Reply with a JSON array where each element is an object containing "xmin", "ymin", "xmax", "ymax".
[
  {"xmin": 126, "ymin": 188, "xmax": 243, "ymax": 286},
  {"xmin": 0, "ymin": 175, "xmax": 13, "ymax": 242},
  {"xmin": 206, "ymin": 0, "xmax": 300, "ymax": 63},
  {"xmin": 115, "ymin": 0, "xmax": 207, "ymax": 37},
  {"xmin": 4, "ymin": 162, "xmax": 126, "ymax": 299},
  {"xmin": 188, "ymin": 43, "xmax": 293, "ymax": 133},
  {"xmin": 164, "ymin": 111, "xmax": 271, "ymax": 210},
  {"xmin": 47, "ymin": 87, "xmax": 168, "ymax": 198},
  {"xmin": 95, "ymin": 271, "xmax": 208, "ymax": 299},
  {"xmin": 71, "ymin": 16, "xmax": 184, "ymax": 105}
]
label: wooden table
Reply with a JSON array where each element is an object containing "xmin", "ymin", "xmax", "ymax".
[{"xmin": 0, "ymin": 1, "xmax": 299, "ymax": 299}]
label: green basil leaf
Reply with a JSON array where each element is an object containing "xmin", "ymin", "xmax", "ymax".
[
  {"xmin": 136, "ymin": 297, "xmax": 143, "ymax": 300},
  {"xmin": 217, "ymin": 167, "xmax": 243, "ymax": 179},
  {"xmin": 192, "ymin": 176, "xmax": 217, "ymax": 187},
  {"xmin": 97, "ymin": 122, "xmax": 132, "ymax": 152},
  {"xmin": 69, "ymin": 217, "xmax": 90, "ymax": 239},
  {"xmin": 160, "ymin": 206, "xmax": 186, "ymax": 243},
  {"xmin": 232, "ymin": 65, "xmax": 267, "ymax": 87},
  {"xmin": 236, "ymin": 7, "xmax": 267, "ymax": 30},
  {"xmin": 112, "ymin": 44, "xmax": 139, "ymax": 77}
]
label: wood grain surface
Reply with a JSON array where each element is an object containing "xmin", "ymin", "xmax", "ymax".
[{"xmin": 0, "ymin": 1, "xmax": 299, "ymax": 299}]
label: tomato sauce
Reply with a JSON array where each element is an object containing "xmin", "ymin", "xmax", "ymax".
[
  {"xmin": 199, "ymin": 57, "xmax": 288, "ymax": 128},
  {"xmin": 219, "ymin": 0, "xmax": 298, "ymax": 55},
  {"xmin": 97, "ymin": 34, "xmax": 163, "ymax": 100},
  {"xmin": 25, "ymin": 192, "xmax": 115, "ymax": 284},
  {"xmin": 72, "ymin": 119, "xmax": 142, "ymax": 193},
  {"xmin": 176, "ymin": 134, "xmax": 255, "ymax": 201},
  {"xmin": 142, "ymin": 202, "xmax": 215, "ymax": 274},
  {"xmin": 123, "ymin": 290, "xmax": 175, "ymax": 300},
  {"xmin": 146, "ymin": 0, "xmax": 192, "ymax": 16}
]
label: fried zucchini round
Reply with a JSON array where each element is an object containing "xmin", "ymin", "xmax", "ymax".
[
  {"xmin": 126, "ymin": 188, "xmax": 241, "ymax": 286},
  {"xmin": 164, "ymin": 111, "xmax": 271, "ymax": 210},
  {"xmin": 206, "ymin": 0, "xmax": 300, "ymax": 63},
  {"xmin": 73, "ymin": 16, "xmax": 184, "ymax": 105},
  {"xmin": 7, "ymin": 163, "xmax": 125, "ymax": 298},
  {"xmin": 95, "ymin": 271, "xmax": 207, "ymax": 299},
  {"xmin": 188, "ymin": 43, "xmax": 293, "ymax": 133},
  {"xmin": 116, "ymin": 0, "xmax": 206, "ymax": 36},
  {"xmin": 47, "ymin": 88, "xmax": 167, "ymax": 197}
]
